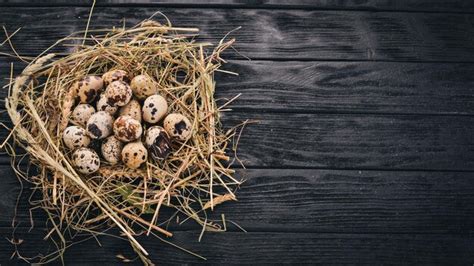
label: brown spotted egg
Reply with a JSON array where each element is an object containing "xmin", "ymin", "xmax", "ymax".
[
  {"xmin": 72, "ymin": 147, "xmax": 100, "ymax": 174},
  {"xmin": 96, "ymin": 93, "xmax": 118, "ymax": 115},
  {"xmin": 63, "ymin": 125, "xmax": 91, "ymax": 149},
  {"xmin": 142, "ymin": 95, "xmax": 168, "ymax": 123},
  {"xmin": 101, "ymin": 136, "xmax": 123, "ymax": 165},
  {"xmin": 113, "ymin": 115, "xmax": 143, "ymax": 142},
  {"xmin": 102, "ymin": 69, "xmax": 129, "ymax": 85},
  {"xmin": 130, "ymin": 74, "xmax": 157, "ymax": 99},
  {"xmin": 105, "ymin": 81, "xmax": 132, "ymax": 107},
  {"xmin": 119, "ymin": 99, "xmax": 142, "ymax": 122},
  {"xmin": 145, "ymin": 126, "xmax": 171, "ymax": 161},
  {"xmin": 75, "ymin": 76, "xmax": 103, "ymax": 103},
  {"xmin": 163, "ymin": 113, "xmax": 192, "ymax": 141},
  {"xmin": 86, "ymin": 111, "xmax": 114, "ymax": 139},
  {"xmin": 71, "ymin": 104, "xmax": 95, "ymax": 127},
  {"xmin": 122, "ymin": 141, "xmax": 148, "ymax": 169}
]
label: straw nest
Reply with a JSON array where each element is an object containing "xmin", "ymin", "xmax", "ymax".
[{"xmin": 4, "ymin": 16, "xmax": 246, "ymax": 264}]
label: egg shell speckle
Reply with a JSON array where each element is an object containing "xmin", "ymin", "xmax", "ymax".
[
  {"xmin": 71, "ymin": 104, "xmax": 95, "ymax": 127},
  {"xmin": 72, "ymin": 147, "xmax": 100, "ymax": 174},
  {"xmin": 101, "ymin": 136, "xmax": 123, "ymax": 165},
  {"xmin": 163, "ymin": 113, "xmax": 192, "ymax": 141},
  {"xmin": 76, "ymin": 76, "xmax": 103, "ymax": 103},
  {"xmin": 122, "ymin": 142, "xmax": 148, "ymax": 169},
  {"xmin": 102, "ymin": 70, "xmax": 129, "ymax": 85},
  {"xmin": 119, "ymin": 99, "xmax": 142, "ymax": 122},
  {"xmin": 96, "ymin": 93, "xmax": 119, "ymax": 115},
  {"xmin": 145, "ymin": 126, "xmax": 172, "ymax": 161},
  {"xmin": 86, "ymin": 111, "xmax": 114, "ymax": 139},
  {"xmin": 142, "ymin": 95, "xmax": 168, "ymax": 123},
  {"xmin": 105, "ymin": 81, "xmax": 132, "ymax": 107},
  {"xmin": 63, "ymin": 126, "xmax": 91, "ymax": 149},
  {"xmin": 113, "ymin": 115, "xmax": 143, "ymax": 142},
  {"xmin": 130, "ymin": 74, "xmax": 157, "ymax": 99}
]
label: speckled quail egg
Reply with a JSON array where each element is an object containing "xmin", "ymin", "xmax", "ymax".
[
  {"xmin": 72, "ymin": 147, "xmax": 100, "ymax": 174},
  {"xmin": 130, "ymin": 74, "xmax": 157, "ymax": 99},
  {"xmin": 163, "ymin": 113, "xmax": 192, "ymax": 141},
  {"xmin": 121, "ymin": 141, "xmax": 148, "ymax": 169},
  {"xmin": 145, "ymin": 126, "xmax": 171, "ymax": 161},
  {"xmin": 119, "ymin": 99, "xmax": 142, "ymax": 122},
  {"xmin": 101, "ymin": 136, "xmax": 123, "ymax": 165},
  {"xmin": 102, "ymin": 69, "xmax": 129, "ymax": 85},
  {"xmin": 86, "ymin": 111, "xmax": 114, "ymax": 139},
  {"xmin": 71, "ymin": 104, "xmax": 95, "ymax": 127},
  {"xmin": 105, "ymin": 81, "xmax": 132, "ymax": 107},
  {"xmin": 142, "ymin": 95, "xmax": 168, "ymax": 123},
  {"xmin": 62, "ymin": 125, "xmax": 91, "ymax": 149},
  {"xmin": 96, "ymin": 93, "xmax": 118, "ymax": 115},
  {"xmin": 113, "ymin": 115, "xmax": 143, "ymax": 142},
  {"xmin": 75, "ymin": 76, "xmax": 104, "ymax": 103}
]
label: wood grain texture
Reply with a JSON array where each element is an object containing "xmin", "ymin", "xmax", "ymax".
[
  {"xmin": 2, "ymin": 165, "xmax": 474, "ymax": 234},
  {"xmin": 0, "ymin": 111, "xmax": 473, "ymax": 170},
  {"xmin": 2, "ymin": 7, "xmax": 474, "ymax": 61},
  {"xmin": 1, "ymin": 228, "xmax": 473, "ymax": 265},
  {"xmin": 0, "ymin": 111, "xmax": 472, "ymax": 170},
  {"xmin": 3, "ymin": 59, "xmax": 474, "ymax": 115},
  {"xmin": 223, "ymin": 112, "xmax": 474, "ymax": 170},
  {"xmin": 1, "ymin": 0, "xmax": 474, "ymax": 13}
]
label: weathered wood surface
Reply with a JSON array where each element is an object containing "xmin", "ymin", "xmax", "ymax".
[
  {"xmin": 3, "ymin": 60, "xmax": 474, "ymax": 116},
  {"xmin": 2, "ymin": 7, "xmax": 474, "ymax": 61},
  {"xmin": 1, "ymin": 229, "xmax": 473, "ymax": 265},
  {"xmin": 1, "ymin": 112, "xmax": 472, "ymax": 170},
  {"xmin": 4, "ymin": 60, "xmax": 474, "ymax": 115},
  {"xmin": 2, "ymin": 0, "xmax": 474, "ymax": 13},
  {"xmin": 2, "ymin": 165, "xmax": 474, "ymax": 234},
  {"xmin": 1, "ymin": 2, "xmax": 474, "ymax": 265}
]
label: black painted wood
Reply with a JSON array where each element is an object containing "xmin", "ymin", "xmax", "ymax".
[
  {"xmin": 1, "ymin": 112, "xmax": 472, "ymax": 170},
  {"xmin": 2, "ymin": 7, "xmax": 474, "ymax": 61},
  {"xmin": 3, "ymin": 60, "xmax": 474, "ymax": 115},
  {"xmin": 1, "ymin": 228, "xmax": 474, "ymax": 265},
  {"xmin": 1, "ymin": 0, "xmax": 474, "ymax": 13},
  {"xmin": 1, "ymin": 3, "xmax": 474, "ymax": 265},
  {"xmin": 3, "ymin": 165, "xmax": 474, "ymax": 234}
]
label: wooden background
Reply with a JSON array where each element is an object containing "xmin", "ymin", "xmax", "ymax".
[{"xmin": 1, "ymin": 0, "xmax": 474, "ymax": 264}]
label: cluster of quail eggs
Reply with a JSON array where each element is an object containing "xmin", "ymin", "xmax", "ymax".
[{"xmin": 63, "ymin": 70, "xmax": 193, "ymax": 174}]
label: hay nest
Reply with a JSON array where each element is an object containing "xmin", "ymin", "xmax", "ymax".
[{"xmin": 5, "ymin": 16, "xmax": 247, "ymax": 264}]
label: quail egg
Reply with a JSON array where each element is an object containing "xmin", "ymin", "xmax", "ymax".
[
  {"xmin": 102, "ymin": 69, "xmax": 129, "ymax": 85},
  {"xmin": 163, "ymin": 113, "xmax": 192, "ymax": 141},
  {"xmin": 76, "ymin": 76, "xmax": 103, "ymax": 103},
  {"xmin": 96, "ymin": 93, "xmax": 119, "ymax": 115},
  {"xmin": 72, "ymin": 147, "xmax": 100, "ymax": 174},
  {"xmin": 86, "ymin": 111, "xmax": 114, "ymax": 139},
  {"xmin": 119, "ymin": 99, "xmax": 142, "ymax": 122},
  {"xmin": 122, "ymin": 141, "xmax": 148, "ymax": 169},
  {"xmin": 101, "ymin": 136, "xmax": 123, "ymax": 165},
  {"xmin": 62, "ymin": 125, "xmax": 91, "ymax": 149},
  {"xmin": 130, "ymin": 74, "xmax": 157, "ymax": 99},
  {"xmin": 113, "ymin": 115, "xmax": 143, "ymax": 142},
  {"xmin": 71, "ymin": 104, "xmax": 95, "ymax": 127},
  {"xmin": 145, "ymin": 126, "xmax": 171, "ymax": 161},
  {"xmin": 142, "ymin": 94, "xmax": 168, "ymax": 123},
  {"xmin": 105, "ymin": 81, "xmax": 132, "ymax": 107}
]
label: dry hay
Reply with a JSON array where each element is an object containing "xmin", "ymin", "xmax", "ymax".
[{"xmin": 3, "ymin": 14, "xmax": 248, "ymax": 264}]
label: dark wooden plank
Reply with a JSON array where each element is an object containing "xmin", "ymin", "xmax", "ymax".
[
  {"xmin": 2, "ymin": 164, "xmax": 474, "ymax": 234},
  {"xmin": 1, "ymin": 0, "xmax": 474, "ymax": 13},
  {"xmin": 223, "ymin": 112, "xmax": 474, "ymax": 170},
  {"xmin": 2, "ymin": 8, "xmax": 474, "ymax": 61},
  {"xmin": 0, "ymin": 111, "xmax": 473, "ymax": 170},
  {"xmin": 1, "ymin": 228, "xmax": 473, "ymax": 265},
  {"xmin": 218, "ymin": 60, "xmax": 474, "ymax": 115},
  {"xmin": 3, "ymin": 59, "xmax": 474, "ymax": 115}
]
